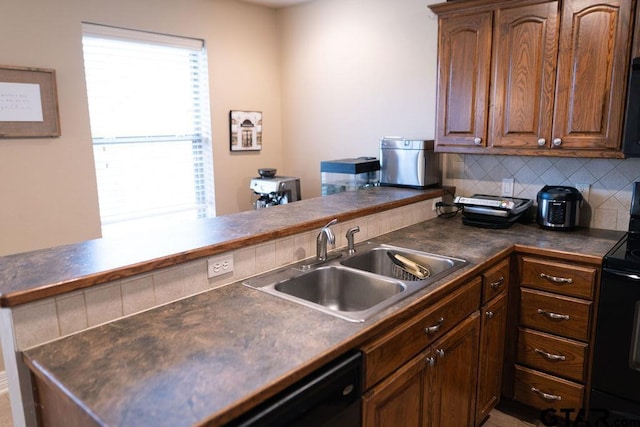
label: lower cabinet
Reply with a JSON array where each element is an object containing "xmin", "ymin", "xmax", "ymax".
[
  {"xmin": 363, "ymin": 311, "xmax": 480, "ymax": 427},
  {"xmin": 476, "ymin": 292, "xmax": 508, "ymax": 423}
]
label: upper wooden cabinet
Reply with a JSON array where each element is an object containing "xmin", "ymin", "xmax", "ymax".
[{"xmin": 429, "ymin": 0, "xmax": 635, "ymax": 158}]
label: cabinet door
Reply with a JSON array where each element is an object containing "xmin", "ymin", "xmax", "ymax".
[
  {"xmin": 552, "ymin": 0, "xmax": 633, "ymax": 151},
  {"xmin": 476, "ymin": 293, "xmax": 508, "ymax": 425},
  {"xmin": 428, "ymin": 311, "xmax": 480, "ymax": 427},
  {"xmin": 489, "ymin": 2, "xmax": 559, "ymax": 149},
  {"xmin": 436, "ymin": 12, "xmax": 492, "ymax": 149},
  {"xmin": 363, "ymin": 351, "xmax": 427, "ymax": 427}
]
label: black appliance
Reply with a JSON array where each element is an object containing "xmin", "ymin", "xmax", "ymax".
[
  {"xmin": 228, "ymin": 351, "xmax": 363, "ymax": 426},
  {"xmin": 536, "ymin": 186, "xmax": 583, "ymax": 230},
  {"xmin": 454, "ymin": 194, "xmax": 533, "ymax": 229},
  {"xmin": 591, "ymin": 182, "xmax": 640, "ymax": 421},
  {"xmin": 622, "ymin": 58, "xmax": 640, "ymax": 157}
]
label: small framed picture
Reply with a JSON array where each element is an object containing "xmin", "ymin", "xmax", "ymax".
[
  {"xmin": 0, "ymin": 65, "xmax": 61, "ymax": 138},
  {"xmin": 229, "ymin": 110, "xmax": 262, "ymax": 151}
]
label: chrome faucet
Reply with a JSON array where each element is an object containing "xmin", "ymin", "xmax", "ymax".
[
  {"xmin": 345, "ymin": 226, "xmax": 360, "ymax": 255},
  {"xmin": 316, "ymin": 219, "xmax": 337, "ymax": 261}
]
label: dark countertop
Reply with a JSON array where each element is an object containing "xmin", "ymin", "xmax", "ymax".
[
  {"xmin": 23, "ymin": 217, "xmax": 623, "ymax": 427},
  {"xmin": 0, "ymin": 187, "xmax": 447, "ymax": 307}
]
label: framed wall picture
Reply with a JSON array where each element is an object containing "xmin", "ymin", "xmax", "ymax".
[
  {"xmin": 0, "ymin": 65, "xmax": 61, "ymax": 138},
  {"xmin": 229, "ymin": 110, "xmax": 262, "ymax": 151}
]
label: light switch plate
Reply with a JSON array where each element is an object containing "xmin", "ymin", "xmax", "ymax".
[
  {"xmin": 501, "ymin": 178, "xmax": 514, "ymax": 197},
  {"xmin": 574, "ymin": 183, "xmax": 590, "ymax": 203}
]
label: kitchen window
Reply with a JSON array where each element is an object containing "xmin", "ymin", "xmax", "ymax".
[{"xmin": 81, "ymin": 23, "xmax": 215, "ymax": 236}]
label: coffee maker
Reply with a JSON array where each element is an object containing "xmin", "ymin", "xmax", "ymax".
[{"xmin": 250, "ymin": 169, "xmax": 301, "ymax": 209}]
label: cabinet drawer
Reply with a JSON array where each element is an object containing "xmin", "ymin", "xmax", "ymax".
[
  {"xmin": 362, "ymin": 277, "xmax": 481, "ymax": 388},
  {"xmin": 517, "ymin": 327, "xmax": 587, "ymax": 382},
  {"xmin": 519, "ymin": 288, "xmax": 591, "ymax": 341},
  {"xmin": 520, "ymin": 257, "xmax": 596, "ymax": 299},
  {"xmin": 482, "ymin": 257, "xmax": 509, "ymax": 304},
  {"xmin": 514, "ymin": 365, "xmax": 583, "ymax": 413}
]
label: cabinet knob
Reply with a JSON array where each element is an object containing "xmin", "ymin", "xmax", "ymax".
[
  {"xmin": 426, "ymin": 356, "xmax": 435, "ymax": 367},
  {"xmin": 537, "ymin": 138, "xmax": 546, "ymax": 146},
  {"xmin": 552, "ymin": 138, "xmax": 562, "ymax": 146},
  {"xmin": 436, "ymin": 349, "xmax": 445, "ymax": 358},
  {"xmin": 473, "ymin": 137, "xmax": 482, "ymax": 145},
  {"xmin": 485, "ymin": 311, "xmax": 494, "ymax": 319}
]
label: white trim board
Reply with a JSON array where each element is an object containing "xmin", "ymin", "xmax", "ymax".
[{"xmin": 0, "ymin": 371, "xmax": 7, "ymax": 394}]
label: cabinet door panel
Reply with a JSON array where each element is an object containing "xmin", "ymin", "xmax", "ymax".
[
  {"xmin": 553, "ymin": 0, "xmax": 633, "ymax": 150},
  {"xmin": 428, "ymin": 311, "xmax": 480, "ymax": 427},
  {"xmin": 490, "ymin": 2, "xmax": 559, "ymax": 148},
  {"xmin": 436, "ymin": 12, "xmax": 492, "ymax": 148},
  {"xmin": 476, "ymin": 293, "xmax": 508, "ymax": 424},
  {"xmin": 363, "ymin": 352, "xmax": 426, "ymax": 427}
]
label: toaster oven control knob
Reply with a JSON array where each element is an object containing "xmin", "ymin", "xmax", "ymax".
[
  {"xmin": 537, "ymin": 138, "xmax": 546, "ymax": 146},
  {"xmin": 552, "ymin": 138, "xmax": 562, "ymax": 146},
  {"xmin": 473, "ymin": 137, "xmax": 482, "ymax": 145}
]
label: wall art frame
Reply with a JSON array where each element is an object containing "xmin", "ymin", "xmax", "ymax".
[
  {"xmin": 229, "ymin": 110, "xmax": 262, "ymax": 151},
  {"xmin": 0, "ymin": 65, "xmax": 61, "ymax": 138}
]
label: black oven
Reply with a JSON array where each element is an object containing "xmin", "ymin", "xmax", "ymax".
[
  {"xmin": 591, "ymin": 183, "xmax": 640, "ymax": 421},
  {"xmin": 622, "ymin": 58, "xmax": 640, "ymax": 157}
]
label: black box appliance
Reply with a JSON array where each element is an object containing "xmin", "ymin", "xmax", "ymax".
[
  {"xmin": 536, "ymin": 185, "xmax": 583, "ymax": 230},
  {"xmin": 454, "ymin": 194, "xmax": 533, "ymax": 229},
  {"xmin": 320, "ymin": 157, "xmax": 380, "ymax": 196}
]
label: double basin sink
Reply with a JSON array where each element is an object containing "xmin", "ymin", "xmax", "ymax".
[{"xmin": 243, "ymin": 242, "xmax": 467, "ymax": 322}]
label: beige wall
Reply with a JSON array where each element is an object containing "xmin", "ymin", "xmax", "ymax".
[
  {"xmin": 0, "ymin": 0, "xmax": 284, "ymax": 257},
  {"xmin": 278, "ymin": 0, "xmax": 441, "ymax": 197}
]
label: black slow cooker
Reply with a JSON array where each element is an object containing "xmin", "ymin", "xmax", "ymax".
[{"xmin": 536, "ymin": 185, "xmax": 583, "ymax": 230}]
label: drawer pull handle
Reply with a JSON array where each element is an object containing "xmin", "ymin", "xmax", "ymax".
[
  {"xmin": 486, "ymin": 311, "xmax": 494, "ymax": 319},
  {"xmin": 534, "ymin": 348, "xmax": 566, "ymax": 361},
  {"xmin": 490, "ymin": 277, "xmax": 505, "ymax": 290},
  {"xmin": 426, "ymin": 356, "xmax": 435, "ymax": 367},
  {"xmin": 540, "ymin": 273, "xmax": 573, "ymax": 284},
  {"xmin": 425, "ymin": 317, "xmax": 444, "ymax": 334},
  {"xmin": 436, "ymin": 349, "xmax": 445, "ymax": 358},
  {"xmin": 531, "ymin": 387, "xmax": 562, "ymax": 401},
  {"xmin": 537, "ymin": 309, "xmax": 570, "ymax": 321}
]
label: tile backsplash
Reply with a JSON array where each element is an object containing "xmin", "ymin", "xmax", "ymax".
[{"xmin": 443, "ymin": 154, "xmax": 640, "ymax": 231}]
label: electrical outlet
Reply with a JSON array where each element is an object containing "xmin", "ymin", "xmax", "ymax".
[
  {"xmin": 574, "ymin": 183, "xmax": 591, "ymax": 203},
  {"xmin": 502, "ymin": 178, "xmax": 514, "ymax": 197},
  {"xmin": 432, "ymin": 197, "xmax": 443, "ymax": 211},
  {"xmin": 207, "ymin": 254, "xmax": 234, "ymax": 278}
]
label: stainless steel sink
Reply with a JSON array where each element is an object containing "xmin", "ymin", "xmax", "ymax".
[
  {"xmin": 243, "ymin": 242, "xmax": 467, "ymax": 322},
  {"xmin": 340, "ymin": 244, "xmax": 466, "ymax": 282}
]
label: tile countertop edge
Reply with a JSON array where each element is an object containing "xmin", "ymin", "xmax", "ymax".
[
  {"xmin": 20, "ymin": 219, "xmax": 625, "ymax": 427},
  {"xmin": 0, "ymin": 187, "xmax": 449, "ymax": 308}
]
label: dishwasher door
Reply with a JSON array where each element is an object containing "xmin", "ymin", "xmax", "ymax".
[{"xmin": 228, "ymin": 351, "xmax": 363, "ymax": 426}]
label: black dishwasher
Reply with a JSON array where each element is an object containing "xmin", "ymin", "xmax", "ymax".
[{"xmin": 227, "ymin": 351, "xmax": 363, "ymax": 426}]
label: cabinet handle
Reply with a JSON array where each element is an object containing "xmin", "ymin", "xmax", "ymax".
[
  {"xmin": 552, "ymin": 138, "xmax": 562, "ymax": 146},
  {"xmin": 537, "ymin": 309, "xmax": 570, "ymax": 321},
  {"xmin": 534, "ymin": 348, "xmax": 566, "ymax": 361},
  {"xmin": 426, "ymin": 356, "xmax": 435, "ymax": 367},
  {"xmin": 436, "ymin": 349, "xmax": 445, "ymax": 358},
  {"xmin": 540, "ymin": 273, "xmax": 573, "ymax": 284},
  {"xmin": 425, "ymin": 317, "xmax": 444, "ymax": 334},
  {"xmin": 486, "ymin": 311, "xmax": 494, "ymax": 319},
  {"xmin": 473, "ymin": 137, "xmax": 482, "ymax": 145},
  {"xmin": 490, "ymin": 277, "xmax": 504, "ymax": 290},
  {"xmin": 537, "ymin": 138, "xmax": 546, "ymax": 146},
  {"xmin": 531, "ymin": 387, "xmax": 562, "ymax": 401}
]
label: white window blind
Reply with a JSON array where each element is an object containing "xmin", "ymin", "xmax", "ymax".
[{"xmin": 82, "ymin": 23, "xmax": 215, "ymax": 236}]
